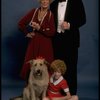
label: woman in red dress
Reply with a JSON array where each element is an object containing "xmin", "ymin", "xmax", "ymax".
[{"xmin": 18, "ymin": 0, "xmax": 55, "ymax": 79}]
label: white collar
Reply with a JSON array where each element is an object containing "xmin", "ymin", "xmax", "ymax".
[
  {"xmin": 59, "ymin": 0, "xmax": 67, "ymax": 4},
  {"xmin": 50, "ymin": 75, "xmax": 64, "ymax": 85}
]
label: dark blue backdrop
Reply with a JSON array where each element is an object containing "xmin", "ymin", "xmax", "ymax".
[{"xmin": 1, "ymin": 0, "xmax": 99, "ymax": 100}]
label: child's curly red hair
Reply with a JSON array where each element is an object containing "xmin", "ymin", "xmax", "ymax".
[{"xmin": 50, "ymin": 59, "xmax": 67, "ymax": 75}]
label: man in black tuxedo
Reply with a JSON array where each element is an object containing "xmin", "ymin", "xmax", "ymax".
[{"xmin": 50, "ymin": 0, "xmax": 86, "ymax": 95}]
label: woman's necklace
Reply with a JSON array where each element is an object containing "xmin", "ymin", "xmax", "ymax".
[{"xmin": 38, "ymin": 9, "xmax": 47, "ymax": 22}]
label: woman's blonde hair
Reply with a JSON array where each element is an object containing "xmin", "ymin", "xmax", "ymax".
[
  {"xmin": 50, "ymin": 59, "xmax": 67, "ymax": 75},
  {"xmin": 39, "ymin": 0, "xmax": 52, "ymax": 3}
]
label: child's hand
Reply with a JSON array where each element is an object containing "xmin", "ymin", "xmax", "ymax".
[{"xmin": 43, "ymin": 97, "xmax": 50, "ymax": 100}]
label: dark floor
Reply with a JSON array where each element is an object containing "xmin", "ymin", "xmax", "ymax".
[
  {"xmin": 2, "ymin": 87, "xmax": 98, "ymax": 100},
  {"xmin": 1, "ymin": 78, "xmax": 98, "ymax": 100}
]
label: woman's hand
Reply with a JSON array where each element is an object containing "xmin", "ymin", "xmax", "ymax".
[
  {"xmin": 26, "ymin": 32, "xmax": 35, "ymax": 38},
  {"xmin": 31, "ymin": 22, "xmax": 40, "ymax": 30}
]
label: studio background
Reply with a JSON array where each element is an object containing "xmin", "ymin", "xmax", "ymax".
[{"xmin": 1, "ymin": 0, "xmax": 99, "ymax": 100}]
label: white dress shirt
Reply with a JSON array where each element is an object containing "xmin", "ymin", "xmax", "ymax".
[{"xmin": 57, "ymin": 0, "xmax": 68, "ymax": 33}]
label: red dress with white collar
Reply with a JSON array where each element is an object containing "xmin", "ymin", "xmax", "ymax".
[{"xmin": 47, "ymin": 75, "xmax": 69, "ymax": 98}]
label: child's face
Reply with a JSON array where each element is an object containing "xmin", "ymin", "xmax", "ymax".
[{"xmin": 53, "ymin": 70, "xmax": 62, "ymax": 80}]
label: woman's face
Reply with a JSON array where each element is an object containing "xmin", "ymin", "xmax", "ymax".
[
  {"xmin": 40, "ymin": 0, "xmax": 50, "ymax": 9},
  {"xmin": 53, "ymin": 70, "xmax": 62, "ymax": 80}
]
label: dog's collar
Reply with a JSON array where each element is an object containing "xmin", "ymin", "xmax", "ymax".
[{"xmin": 50, "ymin": 75, "xmax": 64, "ymax": 85}]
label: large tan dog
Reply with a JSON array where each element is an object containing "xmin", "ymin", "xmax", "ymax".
[{"xmin": 10, "ymin": 58, "xmax": 49, "ymax": 100}]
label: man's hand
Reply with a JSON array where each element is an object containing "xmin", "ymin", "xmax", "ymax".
[{"xmin": 61, "ymin": 21, "xmax": 70, "ymax": 30}]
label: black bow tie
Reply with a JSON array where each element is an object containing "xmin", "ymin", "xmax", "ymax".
[{"xmin": 59, "ymin": 0, "xmax": 66, "ymax": 2}]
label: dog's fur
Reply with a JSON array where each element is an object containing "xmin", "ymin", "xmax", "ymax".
[{"xmin": 10, "ymin": 58, "xmax": 49, "ymax": 100}]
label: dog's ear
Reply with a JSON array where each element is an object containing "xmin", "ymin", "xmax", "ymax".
[
  {"xmin": 44, "ymin": 60, "xmax": 50, "ymax": 66},
  {"xmin": 26, "ymin": 59, "xmax": 34, "ymax": 65}
]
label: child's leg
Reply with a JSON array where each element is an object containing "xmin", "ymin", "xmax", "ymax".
[{"xmin": 69, "ymin": 95, "xmax": 78, "ymax": 100}]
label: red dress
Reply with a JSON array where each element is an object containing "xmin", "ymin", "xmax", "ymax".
[
  {"xmin": 47, "ymin": 75, "xmax": 69, "ymax": 98},
  {"xmin": 18, "ymin": 8, "xmax": 55, "ymax": 79}
]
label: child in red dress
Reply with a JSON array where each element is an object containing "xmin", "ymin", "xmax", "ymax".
[{"xmin": 43, "ymin": 59, "xmax": 78, "ymax": 100}]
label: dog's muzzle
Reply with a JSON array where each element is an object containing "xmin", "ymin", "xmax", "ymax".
[{"xmin": 34, "ymin": 69, "xmax": 42, "ymax": 76}]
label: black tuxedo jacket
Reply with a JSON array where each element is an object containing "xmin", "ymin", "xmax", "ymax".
[{"xmin": 50, "ymin": 0, "xmax": 86, "ymax": 48}]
